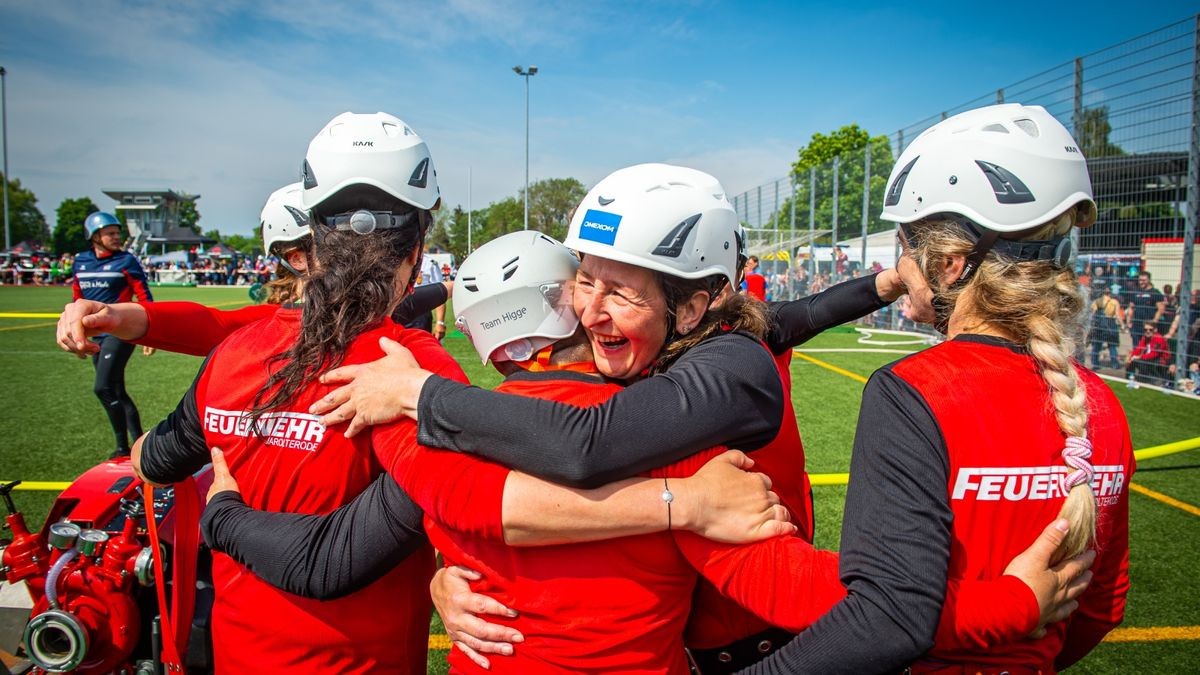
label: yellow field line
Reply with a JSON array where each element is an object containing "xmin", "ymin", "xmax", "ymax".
[
  {"xmin": 8, "ymin": 481, "xmax": 72, "ymax": 491},
  {"xmin": 1103, "ymin": 625, "xmax": 1200, "ymax": 642},
  {"xmin": 0, "ymin": 300, "xmax": 250, "ymax": 320},
  {"xmin": 0, "ymin": 322, "xmax": 57, "ymax": 332},
  {"xmin": 423, "ymin": 626, "xmax": 1200, "ymax": 650},
  {"xmin": 1129, "ymin": 483, "xmax": 1200, "ymax": 518},
  {"xmin": 792, "ymin": 351, "xmax": 868, "ymax": 384}
]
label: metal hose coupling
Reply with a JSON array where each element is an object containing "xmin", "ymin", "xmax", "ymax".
[{"xmin": 22, "ymin": 608, "xmax": 90, "ymax": 673}]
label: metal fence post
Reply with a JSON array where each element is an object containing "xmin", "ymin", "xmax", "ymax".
[
  {"xmin": 1177, "ymin": 15, "xmax": 1200, "ymax": 386},
  {"xmin": 809, "ymin": 168, "xmax": 816, "ymax": 283},
  {"xmin": 997, "ymin": 88, "xmax": 1005, "ymax": 104},
  {"xmin": 757, "ymin": 184, "xmax": 762, "ymax": 229},
  {"xmin": 789, "ymin": 176, "xmax": 797, "ymax": 299},
  {"xmin": 832, "ymin": 155, "xmax": 840, "ymax": 282},
  {"xmin": 861, "ymin": 147, "xmax": 871, "ymax": 274},
  {"xmin": 1072, "ymin": 57, "xmax": 1085, "ymax": 254}
]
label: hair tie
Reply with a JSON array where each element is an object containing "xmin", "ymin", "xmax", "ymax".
[{"xmin": 1062, "ymin": 436, "xmax": 1094, "ymax": 490}]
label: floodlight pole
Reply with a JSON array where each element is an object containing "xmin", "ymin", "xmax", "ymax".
[
  {"xmin": 1, "ymin": 66, "xmax": 9, "ymax": 251},
  {"xmin": 513, "ymin": 65, "xmax": 538, "ymax": 230}
]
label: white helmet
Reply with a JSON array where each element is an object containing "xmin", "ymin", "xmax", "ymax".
[
  {"xmin": 881, "ymin": 104, "xmax": 1096, "ymax": 234},
  {"xmin": 453, "ymin": 231, "xmax": 580, "ymax": 364},
  {"xmin": 301, "ymin": 112, "xmax": 441, "ymax": 212},
  {"xmin": 260, "ymin": 182, "xmax": 311, "ymax": 254},
  {"xmin": 564, "ymin": 163, "xmax": 738, "ymax": 289}
]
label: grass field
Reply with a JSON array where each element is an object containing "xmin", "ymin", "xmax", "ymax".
[{"xmin": 1, "ymin": 285, "xmax": 1198, "ymax": 673}]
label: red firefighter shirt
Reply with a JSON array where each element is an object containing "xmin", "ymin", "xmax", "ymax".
[
  {"xmin": 899, "ymin": 337, "xmax": 1133, "ymax": 669},
  {"xmin": 749, "ymin": 334, "xmax": 1132, "ymax": 674},
  {"xmin": 415, "ymin": 368, "xmax": 843, "ymax": 675},
  {"xmin": 139, "ymin": 306, "xmax": 473, "ymax": 674},
  {"xmin": 683, "ymin": 343, "xmax": 818, "ymax": 650}
]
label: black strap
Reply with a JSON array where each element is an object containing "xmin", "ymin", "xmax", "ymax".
[{"xmin": 686, "ymin": 627, "xmax": 797, "ymax": 674}]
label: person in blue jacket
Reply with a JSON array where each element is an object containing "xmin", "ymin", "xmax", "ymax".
[{"xmin": 72, "ymin": 211, "xmax": 154, "ymax": 458}]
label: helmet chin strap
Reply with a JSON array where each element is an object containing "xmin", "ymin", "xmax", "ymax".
[
  {"xmin": 931, "ymin": 223, "xmax": 999, "ymax": 335},
  {"xmin": 927, "ymin": 219, "xmax": 1074, "ymax": 334}
]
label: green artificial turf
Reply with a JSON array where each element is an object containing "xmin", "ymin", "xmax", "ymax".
[{"xmin": 1, "ymin": 285, "xmax": 1197, "ymax": 673}]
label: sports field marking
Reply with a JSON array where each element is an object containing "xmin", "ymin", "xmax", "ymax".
[
  {"xmin": 0, "ymin": 322, "xmax": 57, "ymax": 333},
  {"xmin": 791, "ymin": 351, "xmax": 868, "ymax": 384},
  {"xmin": 854, "ymin": 327, "xmax": 938, "ymax": 346},
  {"xmin": 421, "ymin": 626, "xmax": 1200, "ymax": 650},
  {"xmin": 798, "ymin": 348, "xmax": 916, "ymax": 355},
  {"xmin": 1129, "ymin": 482, "xmax": 1200, "ymax": 518},
  {"xmin": 1104, "ymin": 625, "xmax": 1200, "ymax": 642},
  {"xmin": 0, "ymin": 300, "xmax": 252, "ymax": 320}
]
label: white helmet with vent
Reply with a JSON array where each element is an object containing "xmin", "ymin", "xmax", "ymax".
[
  {"xmin": 881, "ymin": 104, "xmax": 1096, "ymax": 234},
  {"xmin": 453, "ymin": 231, "xmax": 580, "ymax": 364},
  {"xmin": 260, "ymin": 182, "xmax": 311, "ymax": 254},
  {"xmin": 301, "ymin": 112, "xmax": 441, "ymax": 212},
  {"xmin": 564, "ymin": 163, "xmax": 738, "ymax": 289}
]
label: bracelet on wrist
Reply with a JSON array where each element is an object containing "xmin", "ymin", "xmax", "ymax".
[{"xmin": 661, "ymin": 477, "xmax": 674, "ymax": 530}]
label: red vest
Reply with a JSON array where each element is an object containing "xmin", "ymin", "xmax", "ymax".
[
  {"xmin": 197, "ymin": 308, "xmax": 467, "ymax": 674},
  {"xmin": 683, "ymin": 345, "xmax": 816, "ymax": 649},
  {"xmin": 891, "ymin": 338, "xmax": 1132, "ymax": 669}
]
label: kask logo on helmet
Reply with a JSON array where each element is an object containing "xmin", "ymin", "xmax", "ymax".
[{"xmin": 579, "ymin": 209, "xmax": 621, "ymax": 245}]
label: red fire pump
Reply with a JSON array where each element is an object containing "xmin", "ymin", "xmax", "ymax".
[{"xmin": 1, "ymin": 458, "xmax": 210, "ymax": 674}]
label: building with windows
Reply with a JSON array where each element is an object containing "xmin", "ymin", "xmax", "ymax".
[{"xmin": 101, "ymin": 189, "xmax": 200, "ymax": 239}]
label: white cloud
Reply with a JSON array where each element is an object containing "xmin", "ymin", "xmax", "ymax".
[{"xmin": 2, "ymin": 1, "xmax": 800, "ymax": 238}]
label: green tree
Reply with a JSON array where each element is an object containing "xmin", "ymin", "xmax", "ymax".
[
  {"xmin": 178, "ymin": 199, "xmax": 201, "ymax": 233},
  {"xmin": 53, "ymin": 196, "xmax": 99, "ymax": 253},
  {"xmin": 479, "ymin": 196, "xmax": 524, "ymax": 242},
  {"xmin": 771, "ymin": 126, "xmax": 896, "ymax": 246},
  {"xmin": 438, "ymin": 177, "xmax": 588, "ymax": 260},
  {"xmin": 794, "ymin": 125, "xmax": 872, "ymax": 172},
  {"xmin": 1077, "ymin": 106, "xmax": 1124, "ymax": 159},
  {"xmin": 1, "ymin": 172, "xmax": 51, "ymax": 247},
  {"xmin": 426, "ymin": 209, "xmax": 454, "ymax": 254},
  {"xmin": 223, "ymin": 233, "xmax": 259, "ymax": 254},
  {"xmin": 524, "ymin": 177, "xmax": 587, "ymax": 241},
  {"xmin": 203, "ymin": 228, "xmax": 221, "ymax": 242}
]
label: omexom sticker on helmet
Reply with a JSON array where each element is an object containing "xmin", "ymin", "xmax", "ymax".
[{"xmin": 579, "ymin": 209, "xmax": 621, "ymax": 246}]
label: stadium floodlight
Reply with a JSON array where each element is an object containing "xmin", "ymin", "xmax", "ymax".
[
  {"xmin": 513, "ymin": 65, "xmax": 538, "ymax": 230},
  {"xmin": 1, "ymin": 66, "xmax": 8, "ymax": 251}
]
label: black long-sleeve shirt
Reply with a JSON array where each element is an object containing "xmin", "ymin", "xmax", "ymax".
[
  {"xmin": 741, "ymin": 368, "xmax": 952, "ymax": 675},
  {"xmin": 764, "ymin": 272, "xmax": 888, "ymax": 355},
  {"xmin": 200, "ymin": 274, "xmax": 894, "ymax": 600},
  {"xmin": 202, "ymin": 479, "xmax": 424, "ymax": 600},
  {"xmin": 415, "ymin": 272, "xmax": 889, "ymax": 489}
]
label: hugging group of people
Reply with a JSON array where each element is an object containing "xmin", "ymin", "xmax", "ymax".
[{"xmin": 58, "ymin": 104, "xmax": 1132, "ymax": 675}]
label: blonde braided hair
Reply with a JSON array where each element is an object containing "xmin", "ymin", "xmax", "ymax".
[{"xmin": 909, "ymin": 208, "xmax": 1096, "ymax": 559}]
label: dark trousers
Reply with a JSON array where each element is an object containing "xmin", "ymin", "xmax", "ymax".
[
  {"xmin": 1128, "ymin": 358, "xmax": 1169, "ymax": 386},
  {"xmin": 91, "ymin": 335, "xmax": 143, "ymax": 453}
]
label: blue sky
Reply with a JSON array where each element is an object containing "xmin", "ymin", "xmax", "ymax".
[{"xmin": 1, "ymin": 0, "xmax": 1196, "ymax": 236}]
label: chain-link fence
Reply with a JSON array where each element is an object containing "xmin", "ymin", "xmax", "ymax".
[{"xmin": 731, "ymin": 15, "xmax": 1200, "ymax": 392}]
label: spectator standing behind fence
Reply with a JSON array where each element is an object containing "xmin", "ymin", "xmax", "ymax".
[
  {"xmin": 1160, "ymin": 284, "xmax": 1179, "ymax": 333},
  {"xmin": 1089, "ymin": 284, "xmax": 1123, "ymax": 369},
  {"xmin": 741, "ymin": 255, "xmax": 767, "ymax": 301},
  {"xmin": 73, "ymin": 212, "xmax": 155, "ymax": 458},
  {"xmin": 1125, "ymin": 271, "xmax": 1164, "ymax": 348}
]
